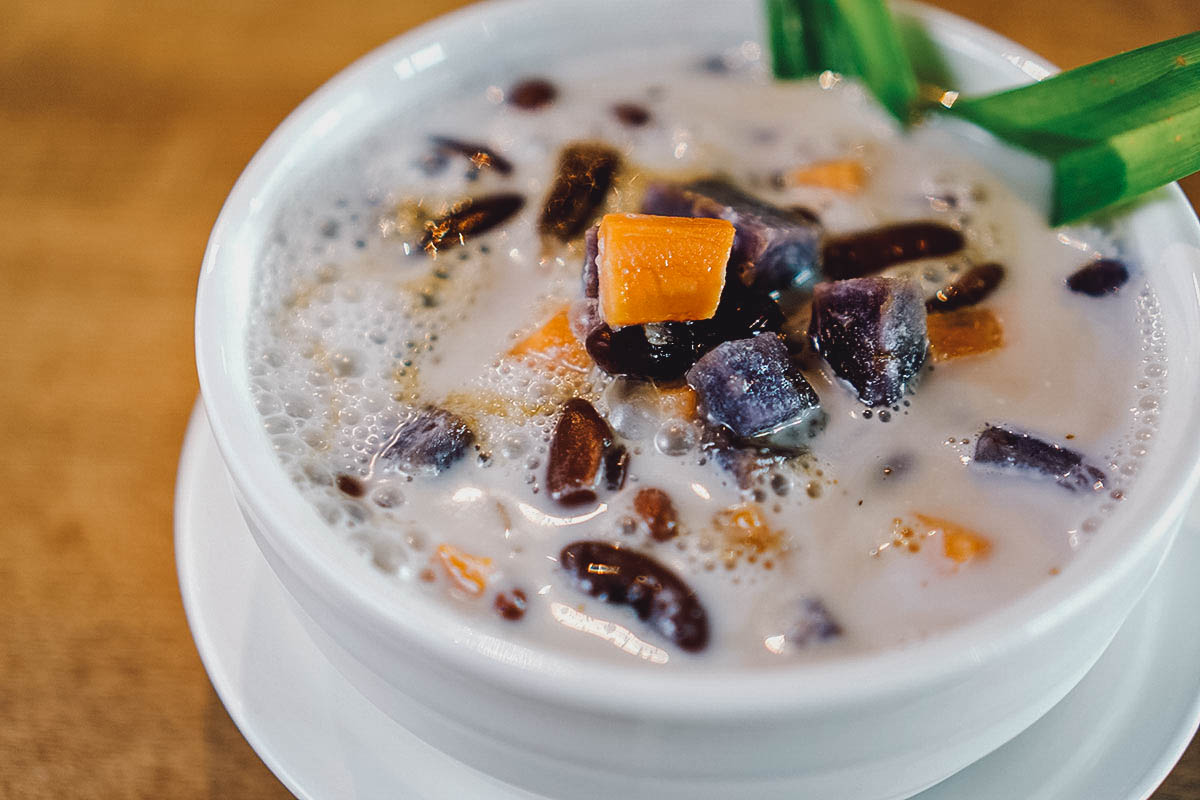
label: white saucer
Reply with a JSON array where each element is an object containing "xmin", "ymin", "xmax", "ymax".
[{"xmin": 176, "ymin": 402, "xmax": 1200, "ymax": 800}]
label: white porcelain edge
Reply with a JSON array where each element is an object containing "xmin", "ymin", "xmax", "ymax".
[{"xmin": 193, "ymin": 1, "xmax": 1200, "ymax": 797}]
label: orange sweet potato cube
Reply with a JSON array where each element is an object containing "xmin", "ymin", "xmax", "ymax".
[
  {"xmin": 915, "ymin": 513, "xmax": 992, "ymax": 564},
  {"xmin": 435, "ymin": 543, "xmax": 493, "ymax": 596},
  {"xmin": 508, "ymin": 306, "xmax": 590, "ymax": 370},
  {"xmin": 597, "ymin": 213, "xmax": 734, "ymax": 327},
  {"xmin": 656, "ymin": 385, "xmax": 698, "ymax": 420},
  {"xmin": 927, "ymin": 308, "xmax": 1004, "ymax": 362},
  {"xmin": 787, "ymin": 159, "xmax": 867, "ymax": 193}
]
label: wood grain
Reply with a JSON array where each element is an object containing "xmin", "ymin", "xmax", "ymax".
[{"xmin": 0, "ymin": 1, "xmax": 1196, "ymax": 797}]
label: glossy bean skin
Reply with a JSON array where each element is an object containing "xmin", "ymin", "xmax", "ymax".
[
  {"xmin": 547, "ymin": 398, "xmax": 616, "ymax": 505},
  {"xmin": 421, "ymin": 193, "xmax": 526, "ymax": 253},
  {"xmin": 926, "ymin": 262, "xmax": 1005, "ymax": 313},
  {"xmin": 559, "ymin": 541, "xmax": 709, "ymax": 652}
]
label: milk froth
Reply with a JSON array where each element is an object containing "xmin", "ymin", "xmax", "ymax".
[{"xmin": 245, "ymin": 45, "xmax": 1165, "ymax": 667}]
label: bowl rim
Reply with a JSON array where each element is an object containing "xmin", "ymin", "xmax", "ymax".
[{"xmin": 195, "ymin": 0, "xmax": 1200, "ymax": 718}]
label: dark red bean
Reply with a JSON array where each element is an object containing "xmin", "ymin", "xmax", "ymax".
[
  {"xmin": 822, "ymin": 222, "xmax": 964, "ymax": 280},
  {"xmin": 421, "ymin": 193, "xmax": 525, "ymax": 254},
  {"xmin": 429, "ymin": 136, "xmax": 514, "ymax": 175},
  {"xmin": 494, "ymin": 589, "xmax": 528, "ymax": 621},
  {"xmin": 1066, "ymin": 258, "xmax": 1129, "ymax": 296},
  {"xmin": 612, "ymin": 102, "xmax": 651, "ymax": 126},
  {"xmin": 559, "ymin": 541, "xmax": 709, "ymax": 652},
  {"xmin": 633, "ymin": 488, "xmax": 678, "ymax": 542},
  {"xmin": 509, "ymin": 78, "xmax": 557, "ymax": 110},
  {"xmin": 546, "ymin": 398, "xmax": 614, "ymax": 505},
  {"xmin": 926, "ymin": 262, "xmax": 1005, "ymax": 313},
  {"xmin": 584, "ymin": 321, "xmax": 698, "ymax": 381},
  {"xmin": 335, "ymin": 474, "xmax": 365, "ymax": 497},
  {"xmin": 603, "ymin": 445, "xmax": 629, "ymax": 492},
  {"xmin": 538, "ymin": 143, "xmax": 620, "ymax": 242}
]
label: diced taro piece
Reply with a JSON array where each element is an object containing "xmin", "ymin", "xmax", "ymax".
[
  {"xmin": 568, "ymin": 298, "xmax": 604, "ymax": 343},
  {"xmin": 421, "ymin": 193, "xmax": 526, "ymax": 254},
  {"xmin": 429, "ymin": 135, "xmax": 514, "ymax": 176},
  {"xmin": 547, "ymin": 398, "xmax": 623, "ymax": 505},
  {"xmin": 585, "ymin": 320, "xmax": 698, "ymax": 381},
  {"xmin": 381, "ymin": 407, "xmax": 475, "ymax": 475},
  {"xmin": 701, "ymin": 426, "xmax": 782, "ymax": 489},
  {"xmin": 926, "ymin": 262, "xmax": 1005, "ymax": 313},
  {"xmin": 790, "ymin": 598, "xmax": 842, "ymax": 646},
  {"xmin": 973, "ymin": 425, "xmax": 1106, "ymax": 492},
  {"xmin": 539, "ymin": 143, "xmax": 620, "ymax": 242},
  {"xmin": 1066, "ymin": 258, "xmax": 1129, "ymax": 296},
  {"xmin": 640, "ymin": 178, "xmax": 822, "ymax": 290},
  {"xmin": 508, "ymin": 78, "xmax": 557, "ymax": 110},
  {"xmin": 559, "ymin": 541, "xmax": 709, "ymax": 651},
  {"xmin": 809, "ymin": 277, "xmax": 928, "ymax": 407},
  {"xmin": 634, "ymin": 488, "xmax": 679, "ymax": 542},
  {"xmin": 581, "ymin": 224, "xmax": 600, "ymax": 298},
  {"xmin": 687, "ymin": 335, "xmax": 823, "ymax": 450},
  {"xmin": 821, "ymin": 222, "xmax": 964, "ymax": 280}
]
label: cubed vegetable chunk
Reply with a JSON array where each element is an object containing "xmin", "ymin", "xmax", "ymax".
[
  {"xmin": 509, "ymin": 306, "xmax": 591, "ymax": 370},
  {"xmin": 641, "ymin": 178, "xmax": 823, "ymax": 290},
  {"xmin": 581, "ymin": 224, "xmax": 600, "ymax": 298},
  {"xmin": 791, "ymin": 598, "xmax": 843, "ymax": 645},
  {"xmin": 973, "ymin": 425, "xmax": 1107, "ymax": 492},
  {"xmin": 809, "ymin": 277, "xmax": 928, "ymax": 407},
  {"xmin": 786, "ymin": 159, "xmax": 867, "ymax": 193},
  {"xmin": 914, "ymin": 514, "xmax": 991, "ymax": 564},
  {"xmin": 381, "ymin": 407, "xmax": 475, "ymax": 474},
  {"xmin": 435, "ymin": 544, "xmax": 493, "ymax": 595},
  {"xmin": 927, "ymin": 308, "xmax": 1004, "ymax": 361},
  {"xmin": 686, "ymin": 335, "xmax": 823, "ymax": 449},
  {"xmin": 597, "ymin": 213, "xmax": 735, "ymax": 327}
]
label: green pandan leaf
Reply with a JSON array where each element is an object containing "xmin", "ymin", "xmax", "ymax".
[
  {"xmin": 765, "ymin": 0, "xmax": 918, "ymax": 122},
  {"xmin": 947, "ymin": 32, "xmax": 1200, "ymax": 224}
]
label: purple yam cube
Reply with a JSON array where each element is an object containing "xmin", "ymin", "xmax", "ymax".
[
  {"xmin": 686, "ymin": 335, "xmax": 822, "ymax": 449},
  {"xmin": 790, "ymin": 597, "xmax": 842, "ymax": 646},
  {"xmin": 381, "ymin": 407, "xmax": 475, "ymax": 475},
  {"xmin": 581, "ymin": 224, "xmax": 599, "ymax": 298},
  {"xmin": 641, "ymin": 178, "xmax": 822, "ymax": 290},
  {"xmin": 700, "ymin": 426, "xmax": 783, "ymax": 489},
  {"xmin": 809, "ymin": 276, "xmax": 928, "ymax": 407},
  {"xmin": 974, "ymin": 425, "xmax": 1106, "ymax": 492}
]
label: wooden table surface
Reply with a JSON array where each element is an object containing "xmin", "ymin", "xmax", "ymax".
[{"xmin": 2, "ymin": 0, "xmax": 1198, "ymax": 797}]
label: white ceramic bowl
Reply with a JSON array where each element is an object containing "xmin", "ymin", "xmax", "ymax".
[{"xmin": 194, "ymin": 2, "xmax": 1200, "ymax": 798}]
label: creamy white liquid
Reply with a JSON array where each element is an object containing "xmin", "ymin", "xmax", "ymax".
[{"xmin": 245, "ymin": 46, "xmax": 1165, "ymax": 668}]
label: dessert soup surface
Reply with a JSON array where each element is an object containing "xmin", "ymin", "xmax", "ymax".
[{"xmin": 245, "ymin": 44, "xmax": 1165, "ymax": 668}]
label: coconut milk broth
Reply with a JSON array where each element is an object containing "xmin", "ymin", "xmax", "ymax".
[{"xmin": 245, "ymin": 45, "xmax": 1164, "ymax": 668}]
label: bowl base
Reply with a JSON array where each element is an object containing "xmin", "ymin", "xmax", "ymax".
[{"xmin": 177, "ymin": 401, "xmax": 1200, "ymax": 800}]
